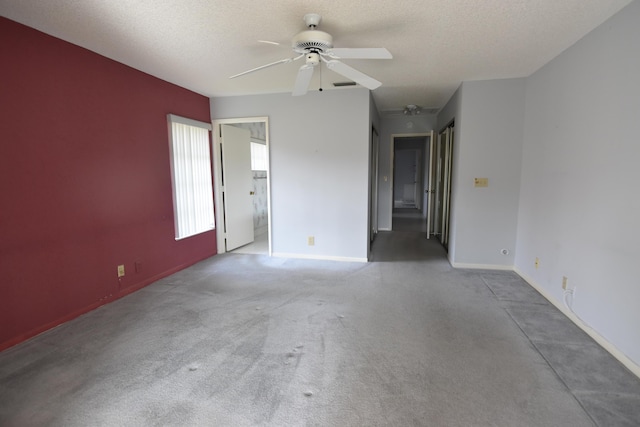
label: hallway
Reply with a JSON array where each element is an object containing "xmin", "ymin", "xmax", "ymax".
[{"xmin": 392, "ymin": 208, "xmax": 426, "ymax": 233}]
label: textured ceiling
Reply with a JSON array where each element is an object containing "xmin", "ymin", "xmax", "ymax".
[{"xmin": 0, "ymin": 0, "xmax": 633, "ymax": 112}]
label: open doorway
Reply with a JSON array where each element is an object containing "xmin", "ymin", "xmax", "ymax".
[
  {"xmin": 390, "ymin": 134, "xmax": 430, "ymax": 233},
  {"xmin": 212, "ymin": 117, "xmax": 271, "ymax": 256}
]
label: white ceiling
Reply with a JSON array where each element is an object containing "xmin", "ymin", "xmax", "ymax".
[{"xmin": 1, "ymin": 0, "xmax": 633, "ymax": 112}]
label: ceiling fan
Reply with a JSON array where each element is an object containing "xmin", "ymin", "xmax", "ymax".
[{"xmin": 230, "ymin": 13, "xmax": 392, "ymax": 96}]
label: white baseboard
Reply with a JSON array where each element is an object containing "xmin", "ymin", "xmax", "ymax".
[
  {"xmin": 515, "ymin": 267, "xmax": 640, "ymax": 379},
  {"xmin": 452, "ymin": 262, "xmax": 514, "ymax": 271},
  {"xmin": 272, "ymin": 252, "xmax": 368, "ymax": 263}
]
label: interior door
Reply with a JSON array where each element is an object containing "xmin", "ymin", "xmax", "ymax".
[
  {"xmin": 425, "ymin": 130, "xmax": 436, "ymax": 239},
  {"xmin": 434, "ymin": 126, "xmax": 454, "ymax": 249},
  {"xmin": 220, "ymin": 124, "xmax": 254, "ymax": 251},
  {"xmin": 442, "ymin": 127, "xmax": 454, "ymax": 247},
  {"xmin": 434, "ymin": 131, "xmax": 445, "ymax": 238},
  {"xmin": 369, "ymin": 128, "xmax": 380, "ymax": 245}
]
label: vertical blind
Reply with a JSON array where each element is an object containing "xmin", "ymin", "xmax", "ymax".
[{"xmin": 168, "ymin": 114, "xmax": 215, "ymax": 239}]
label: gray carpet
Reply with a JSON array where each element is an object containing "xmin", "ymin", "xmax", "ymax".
[{"xmin": 1, "ymin": 229, "xmax": 639, "ymax": 426}]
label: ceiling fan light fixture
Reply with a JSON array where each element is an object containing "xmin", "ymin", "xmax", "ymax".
[
  {"xmin": 230, "ymin": 13, "xmax": 392, "ymax": 96},
  {"xmin": 403, "ymin": 105, "xmax": 422, "ymax": 115}
]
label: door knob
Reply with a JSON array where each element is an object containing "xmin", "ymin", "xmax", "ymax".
[{"xmin": 250, "ymin": 191, "xmax": 255, "ymax": 195}]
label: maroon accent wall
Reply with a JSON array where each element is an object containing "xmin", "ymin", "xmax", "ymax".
[{"xmin": 0, "ymin": 18, "xmax": 216, "ymax": 351}]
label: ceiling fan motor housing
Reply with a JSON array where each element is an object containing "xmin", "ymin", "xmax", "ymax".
[{"xmin": 292, "ymin": 30, "xmax": 333, "ymax": 53}]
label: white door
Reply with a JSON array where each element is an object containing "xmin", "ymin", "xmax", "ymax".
[
  {"xmin": 220, "ymin": 124, "xmax": 254, "ymax": 251},
  {"xmin": 433, "ymin": 126, "xmax": 454, "ymax": 248},
  {"xmin": 425, "ymin": 130, "xmax": 436, "ymax": 239},
  {"xmin": 442, "ymin": 127, "xmax": 454, "ymax": 247}
]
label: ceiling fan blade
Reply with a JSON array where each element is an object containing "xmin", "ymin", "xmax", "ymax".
[
  {"xmin": 292, "ymin": 64, "xmax": 315, "ymax": 96},
  {"xmin": 326, "ymin": 48, "xmax": 392, "ymax": 59},
  {"xmin": 257, "ymin": 40, "xmax": 281, "ymax": 46},
  {"xmin": 229, "ymin": 54, "xmax": 304, "ymax": 79},
  {"xmin": 325, "ymin": 60, "xmax": 382, "ymax": 90}
]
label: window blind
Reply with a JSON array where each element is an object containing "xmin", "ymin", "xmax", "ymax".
[{"xmin": 168, "ymin": 114, "xmax": 215, "ymax": 239}]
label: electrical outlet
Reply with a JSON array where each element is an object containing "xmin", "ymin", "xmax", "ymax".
[
  {"xmin": 534, "ymin": 257, "xmax": 540, "ymax": 269},
  {"xmin": 308, "ymin": 236, "xmax": 315, "ymax": 246},
  {"xmin": 117, "ymin": 264, "xmax": 125, "ymax": 277},
  {"xmin": 562, "ymin": 276, "xmax": 568, "ymax": 290}
]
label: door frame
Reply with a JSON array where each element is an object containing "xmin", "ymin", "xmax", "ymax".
[
  {"xmin": 389, "ymin": 133, "xmax": 430, "ymax": 229},
  {"xmin": 212, "ymin": 117, "xmax": 271, "ymax": 255}
]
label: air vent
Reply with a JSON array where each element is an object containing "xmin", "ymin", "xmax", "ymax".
[{"xmin": 333, "ymin": 81, "xmax": 357, "ymax": 87}]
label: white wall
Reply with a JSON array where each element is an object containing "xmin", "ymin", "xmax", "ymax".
[
  {"xmin": 438, "ymin": 79, "xmax": 526, "ymax": 268},
  {"xmin": 211, "ymin": 89, "xmax": 371, "ymax": 261},
  {"xmin": 437, "ymin": 85, "xmax": 461, "ymax": 129},
  {"xmin": 378, "ymin": 114, "xmax": 437, "ymax": 230},
  {"xmin": 516, "ymin": 0, "xmax": 640, "ymax": 368}
]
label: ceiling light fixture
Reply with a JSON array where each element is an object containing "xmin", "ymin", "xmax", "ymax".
[{"xmin": 403, "ymin": 104, "xmax": 422, "ymax": 115}]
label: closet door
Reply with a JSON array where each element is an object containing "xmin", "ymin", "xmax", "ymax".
[
  {"xmin": 425, "ymin": 130, "xmax": 436, "ymax": 239},
  {"xmin": 434, "ymin": 125, "xmax": 454, "ymax": 250},
  {"xmin": 369, "ymin": 128, "xmax": 380, "ymax": 246},
  {"xmin": 441, "ymin": 127, "xmax": 453, "ymax": 248}
]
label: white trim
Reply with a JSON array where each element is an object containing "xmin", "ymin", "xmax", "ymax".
[
  {"xmin": 378, "ymin": 227, "xmax": 392, "ymax": 231},
  {"xmin": 272, "ymin": 253, "xmax": 368, "ymax": 263},
  {"xmin": 515, "ymin": 267, "xmax": 640, "ymax": 379},
  {"xmin": 167, "ymin": 114, "xmax": 212, "ymax": 130},
  {"xmin": 452, "ymin": 262, "xmax": 514, "ymax": 271}
]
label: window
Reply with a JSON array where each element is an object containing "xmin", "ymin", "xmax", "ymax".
[
  {"xmin": 250, "ymin": 141, "xmax": 267, "ymax": 171},
  {"xmin": 167, "ymin": 114, "xmax": 215, "ymax": 239}
]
